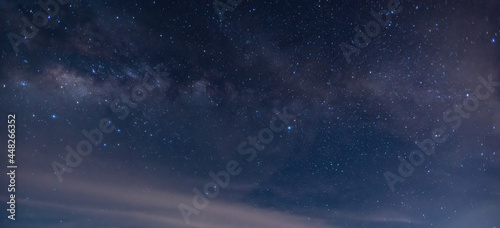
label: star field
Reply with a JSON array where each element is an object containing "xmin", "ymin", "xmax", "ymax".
[{"xmin": 0, "ymin": 0, "xmax": 499, "ymax": 227}]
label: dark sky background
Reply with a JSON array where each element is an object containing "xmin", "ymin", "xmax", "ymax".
[{"xmin": 0, "ymin": 0, "xmax": 499, "ymax": 227}]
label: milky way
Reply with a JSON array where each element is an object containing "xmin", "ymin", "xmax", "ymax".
[{"xmin": 0, "ymin": 0, "xmax": 499, "ymax": 227}]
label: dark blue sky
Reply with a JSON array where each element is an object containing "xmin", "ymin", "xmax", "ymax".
[{"xmin": 1, "ymin": 0, "xmax": 499, "ymax": 227}]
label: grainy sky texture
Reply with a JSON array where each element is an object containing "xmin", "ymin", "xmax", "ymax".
[{"xmin": 0, "ymin": 0, "xmax": 499, "ymax": 227}]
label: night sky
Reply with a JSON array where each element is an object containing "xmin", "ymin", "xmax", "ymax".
[{"xmin": 1, "ymin": 0, "xmax": 499, "ymax": 227}]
